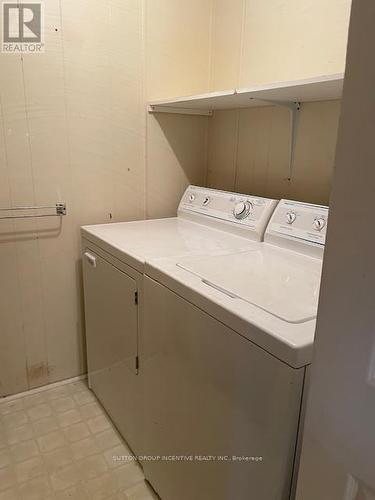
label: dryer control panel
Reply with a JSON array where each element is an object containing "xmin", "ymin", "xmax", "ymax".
[
  {"xmin": 265, "ymin": 199, "xmax": 329, "ymax": 256},
  {"xmin": 178, "ymin": 185, "xmax": 278, "ymax": 241}
]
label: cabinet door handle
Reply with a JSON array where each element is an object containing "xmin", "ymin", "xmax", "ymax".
[{"xmin": 84, "ymin": 252, "xmax": 97, "ymax": 268}]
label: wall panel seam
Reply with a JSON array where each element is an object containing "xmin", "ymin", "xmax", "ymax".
[
  {"xmin": 208, "ymin": 0, "xmax": 216, "ymax": 91},
  {"xmin": 141, "ymin": 0, "xmax": 147, "ymax": 219},
  {"xmin": 20, "ymin": 54, "xmax": 49, "ymax": 388},
  {"xmin": 233, "ymin": 110, "xmax": 241, "ymax": 191},
  {"xmin": 238, "ymin": 0, "xmax": 248, "ymax": 87}
]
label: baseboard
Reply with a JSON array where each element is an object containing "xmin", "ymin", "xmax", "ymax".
[{"xmin": 0, "ymin": 374, "xmax": 88, "ymax": 404}]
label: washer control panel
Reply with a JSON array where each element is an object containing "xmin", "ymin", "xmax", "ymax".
[
  {"xmin": 266, "ymin": 199, "xmax": 329, "ymax": 249},
  {"xmin": 178, "ymin": 185, "xmax": 278, "ymax": 240}
]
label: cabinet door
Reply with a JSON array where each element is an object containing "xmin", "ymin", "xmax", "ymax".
[{"xmin": 82, "ymin": 249, "xmax": 138, "ymax": 447}]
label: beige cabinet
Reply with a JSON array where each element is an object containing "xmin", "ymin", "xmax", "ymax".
[{"xmin": 82, "ymin": 242, "xmax": 141, "ymax": 454}]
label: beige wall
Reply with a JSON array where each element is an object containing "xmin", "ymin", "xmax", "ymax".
[
  {"xmin": 144, "ymin": 0, "xmax": 212, "ymax": 218},
  {"xmin": 146, "ymin": 114, "xmax": 208, "ymax": 218},
  {"xmin": 145, "ymin": 0, "xmax": 352, "ymax": 217},
  {"xmin": 209, "ymin": 0, "xmax": 352, "ymax": 90},
  {"xmin": 0, "ymin": 0, "xmax": 351, "ymax": 397},
  {"xmin": 206, "ymin": 101, "xmax": 341, "ymax": 205},
  {"xmin": 0, "ymin": 0, "xmax": 212, "ymax": 397},
  {"xmin": 0, "ymin": 0, "xmax": 146, "ymax": 395},
  {"xmin": 145, "ymin": 0, "xmax": 213, "ymax": 100},
  {"xmin": 206, "ymin": 0, "xmax": 351, "ymax": 205},
  {"xmin": 296, "ymin": 1, "xmax": 375, "ymax": 497}
]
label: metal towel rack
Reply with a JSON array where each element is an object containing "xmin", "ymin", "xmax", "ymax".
[{"xmin": 0, "ymin": 203, "xmax": 67, "ymax": 220}]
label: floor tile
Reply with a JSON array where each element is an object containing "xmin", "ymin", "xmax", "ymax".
[
  {"xmin": 49, "ymin": 463, "xmax": 81, "ymax": 491},
  {"xmin": 37, "ymin": 431, "xmax": 66, "ymax": 453},
  {"xmin": 56, "ymin": 409, "xmax": 82, "ymax": 429},
  {"xmin": 95, "ymin": 429, "xmax": 122, "ymax": 452},
  {"xmin": 79, "ymin": 401, "xmax": 104, "ymax": 419},
  {"xmin": 0, "ymin": 400, "xmax": 24, "ymax": 416},
  {"xmin": 103, "ymin": 444, "xmax": 132, "ymax": 469},
  {"xmin": 0, "ymin": 430, "xmax": 7, "ymax": 450},
  {"xmin": 53, "ymin": 486, "xmax": 90, "ymax": 500},
  {"xmin": 15, "ymin": 456, "xmax": 45, "ymax": 483},
  {"xmin": 123, "ymin": 481, "xmax": 158, "ymax": 500},
  {"xmin": 70, "ymin": 436, "xmax": 99, "ymax": 460},
  {"xmin": 114, "ymin": 463, "xmax": 144, "ymax": 492},
  {"xmin": 72, "ymin": 390, "xmax": 96, "ymax": 406},
  {"xmin": 87, "ymin": 414, "xmax": 111, "ymax": 434},
  {"xmin": 62, "ymin": 422, "xmax": 90, "ymax": 443},
  {"xmin": 50, "ymin": 397, "xmax": 76, "ymax": 414},
  {"xmin": 31, "ymin": 417, "xmax": 59, "ymax": 437},
  {"xmin": 2, "ymin": 412, "xmax": 28, "ymax": 431},
  {"xmin": 76, "ymin": 453, "xmax": 108, "ymax": 480},
  {"xmin": 45, "ymin": 386, "xmax": 70, "ymax": 401},
  {"xmin": 22, "ymin": 394, "xmax": 46, "ymax": 410},
  {"xmin": 5, "ymin": 425, "xmax": 34, "ymax": 446},
  {"xmin": 18, "ymin": 475, "xmax": 52, "ymax": 500},
  {"xmin": 0, "ymin": 488, "xmax": 20, "ymax": 500},
  {"xmin": 10, "ymin": 440, "xmax": 39, "ymax": 463},
  {"xmin": 0, "ymin": 466, "xmax": 16, "ymax": 492},
  {"xmin": 82, "ymin": 471, "xmax": 119, "ymax": 500},
  {"xmin": 0, "ymin": 380, "xmax": 158, "ymax": 500},
  {"xmin": 0, "ymin": 449, "xmax": 11, "ymax": 469},
  {"xmin": 26, "ymin": 404, "xmax": 52, "ymax": 422},
  {"xmin": 43, "ymin": 447, "xmax": 73, "ymax": 474},
  {"xmin": 67, "ymin": 381, "xmax": 88, "ymax": 394}
]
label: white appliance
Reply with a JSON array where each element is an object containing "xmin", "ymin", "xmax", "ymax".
[
  {"xmin": 142, "ymin": 199, "xmax": 328, "ymax": 500},
  {"xmin": 81, "ymin": 186, "xmax": 277, "ymax": 456}
]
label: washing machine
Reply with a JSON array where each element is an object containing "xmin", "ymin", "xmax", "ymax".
[
  {"xmin": 142, "ymin": 199, "xmax": 328, "ymax": 500},
  {"xmin": 81, "ymin": 186, "xmax": 277, "ymax": 456}
]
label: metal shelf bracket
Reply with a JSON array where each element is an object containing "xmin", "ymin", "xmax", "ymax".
[{"xmin": 250, "ymin": 98, "xmax": 301, "ymax": 181}]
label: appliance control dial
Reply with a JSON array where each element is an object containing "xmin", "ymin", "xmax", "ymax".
[
  {"xmin": 188, "ymin": 193, "xmax": 195, "ymax": 203},
  {"xmin": 286, "ymin": 211, "xmax": 297, "ymax": 224},
  {"xmin": 233, "ymin": 201, "xmax": 253, "ymax": 220},
  {"xmin": 202, "ymin": 196, "xmax": 210, "ymax": 206},
  {"xmin": 313, "ymin": 217, "xmax": 326, "ymax": 231}
]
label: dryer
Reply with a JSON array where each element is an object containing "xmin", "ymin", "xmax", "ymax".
[
  {"xmin": 142, "ymin": 199, "xmax": 328, "ymax": 500},
  {"xmin": 81, "ymin": 186, "xmax": 277, "ymax": 457}
]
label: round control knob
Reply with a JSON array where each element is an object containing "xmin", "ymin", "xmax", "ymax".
[
  {"xmin": 202, "ymin": 196, "xmax": 210, "ymax": 206},
  {"xmin": 286, "ymin": 211, "xmax": 297, "ymax": 224},
  {"xmin": 233, "ymin": 201, "xmax": 252, "ymax": 220},
  {"xmin": 188, "ymin": 193, "xmax": 195, "ymax": 203},
  {"xmin": 313, "ymin": 217, "xmax": 326, "ymax": 231}
]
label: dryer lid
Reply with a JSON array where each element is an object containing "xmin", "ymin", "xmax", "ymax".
[{"xmin": 176, "ymin": 247, "xmax": 323, "ymax": 324}]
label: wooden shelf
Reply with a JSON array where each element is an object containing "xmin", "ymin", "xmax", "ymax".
[{"xmin": 148, "ymin": 73, "xmax": 344, "ymax": 116}]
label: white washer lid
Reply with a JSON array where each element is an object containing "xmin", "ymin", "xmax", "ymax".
[{"xmin": 177, "ymin": 247, "xmax": 322, "ymax": 324}]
